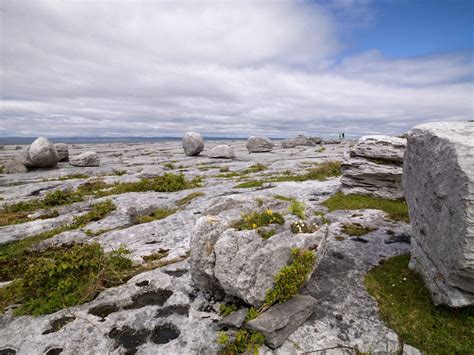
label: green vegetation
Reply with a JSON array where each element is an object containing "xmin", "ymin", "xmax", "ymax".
[
  {"xmin": 314, "ymin": 211, "xmax": 330, "ymax": 224},
  {"xmin": 234, "ymin": 210, "xmax": 284, "ymax": 230},
  {"xmin": 322, "ymin": 192, "xmax": 409, "ymax": 223},
  {"xmin": 267, "ymin": 160, "xmax": 341, "ymax": 183},
  {"xmin": 0, "ymin": 200, "xmax": 117, "ymax": 282},
  {"xmin": 273, "ymin": 195, "xmax": 294, "ymax": 202},
  {"xmin": 257, "ymin": 228, "xmax": 276, "ymax": 240},
  {"xmin": 217, "ymin": 329, "xmax": 265, "ymax": 355},
  {"xmin": 290, "ymin": 221, "xmax": 319, "ymax": 234},
  {"xmin": 218, "ymin": 164, "xmax": 266, "ymax": 179},
  {"xmin": 163, "ymin": 162, "xmax": 176, "ymax": 170},
  {"xmin": 234, "ymin": 180, "xmax": 263, "ymax": 188},
  {"xmin": 245, "ymin": 307, "xmax": 260, "ymax": 322},
  {"xmin": 219, "ymin": 303, "xmax": 238, "ymax": 316},
  {"xmin": 141, "ymin": 249, "xmax": 168, "ymax": 262},
  {"xmin": 242, "ymin": 163, "xmax": 267, "ymax": 174},
  {"xmin": 342, "ymin": 223, "xmax": 376, "ymax": 237},
  {"xmin": 110, "ymin": 169, "xmax": 127, "ymax": 176},
  {"xmin": 135, "ymin": 208, "xmax": 176, "ymax": 224},
  {"xmin": 219, "ymin": 166, "xmax": 230, "ymax": 173},
  {"xmin": 365, "ymin": 254, "xmax": 474, "ymax": 354},
  {"xmin": 289, "ymin": 199, "xmax": 306, "ymax": 219},
  {"xmin": 177, "ymin": 191, "xmax": 204, "ymax": 206},
  {"xmin": 0, "ymin": 243, "xmax": 132, "ymax": 316},
  {"xmin": 0, "ymin": 165, "xmax": 4, "ymax": 174},
  {"xmin": 264, "ymin": 248, "xmax": 315, "ymax": 306},
  {"xmin": 45, "ymin": 173, "xmax": 89, "ymax": 181},
  {"xmin": 315, "ymin": 147, "xmax": 326, "ymax": 153}
]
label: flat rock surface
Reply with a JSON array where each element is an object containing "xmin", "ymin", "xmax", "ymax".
[{"xmin": 0, "ymin": 139, "xmax": 418, "ymax": 354}]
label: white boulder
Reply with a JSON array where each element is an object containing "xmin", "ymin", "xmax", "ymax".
[
  {"xmin": 69, "ymin": 151, "xmax": 100, "ymax": 167},
  {"xmin": 182, "ymin": 132, "xmax": 204, "ymax": 156},
  {"xmin": 246, "ymin": 136, "xmax": 274, "ymax": 153}
]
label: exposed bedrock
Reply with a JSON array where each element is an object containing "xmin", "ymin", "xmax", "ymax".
[
  {"xmin": 403, "ymin": 121, "xmax": 474, "ymax": 307},
  {"xmin": 341, "ymin": 135, "xmax": 406, "ymax": 199}
]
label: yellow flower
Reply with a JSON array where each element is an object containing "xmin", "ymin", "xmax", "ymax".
[
  {"xmin": 266, "ymin": 209, "xmax": 273, "ymax": 215},
  {"xmin": 252, "ymin": 223, "xmax": 257, "ymax": 229}
]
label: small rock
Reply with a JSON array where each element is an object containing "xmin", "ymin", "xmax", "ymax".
[
  {"xmin": 208, "ymin": 145, "xmax": 234, "ymax": 159},
  {"xmin": 246, "ymin": 294, "xmax": 317, "ymax": 349},
  {"xmin": 246, "ymin": 136, "xmax": 274, "ymax": 153},
  {"xmin": 19, "ymin": 137, "xmax": 59, "ymax": 168},
  {"xmin": 217, "ymin": 308, "xmax": 248, "ymax": 329},
  {"xmin": 281, "ymin": 139, "xmax": 296, "ymax": 148},
  {"xmin": 182, "ymin": 132, "xmax": 204, "ymax": 156},
  {"xmin": 3, "ymin": 161, "xmax": 28, "ymax": 174},
  {"xmin": 69, "ymin": 151, "xmax": 100, "ymax": 167},
  {"xmin": 54, "ymin": 143, "xmax": 69, "ymax": 161}
]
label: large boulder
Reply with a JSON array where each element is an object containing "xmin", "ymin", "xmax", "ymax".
[
  {"xmin": 19, "ymin": 137, "xmax": 59, "ymax": 168},
  {"xmin": 246, "ymin": 136, "xmax": 274, "ymax": 153},
  {"xmin": 54, "ymin": 143, "xmax": 69, "ymax": 161},
  {"xmin": 69, "ymin": 151, "xmax": 100, "ymax": 167},
  {"xmin": 208, "ymin": 145, "xmax": 234, "ymax": 159},
  {"xmin": 182, "ymin": 132, "xmax": 204, "ymax": 156},
  {"xmin": 341, "ymin": 135, "xmax": 406, "ymax": 199},
  {"xmin": 403, "ymin": 121, "xmax": 474, "ymax": 307},
  {"xmin": 190, "ymin": 201, "xmax": 328, "ymax": 306}
]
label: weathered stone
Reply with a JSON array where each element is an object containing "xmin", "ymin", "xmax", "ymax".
[
  {"xmin": 351, "ymin": 135, "xmax": 406, "ymax": 163},
  {"xmin": 182, "ymin": 132, "xmax": 204, "ymax": 156},
  {"xmin": 54, "ymin": 143, "xmax": 69, "ymax": 161},
  {"xmin": 403, "ymin": 121, "xmax": 474, "ymax": 307},
  {"xmin": 246, "ymin": 136, "xmax": 274, "ymax": 153},
  {"xmin": 2, "ymin": 161, "xmax": 28, "ymax": 174},
  {"xmin": 246, "ymin": 294, "xmax": 316, "ymax": 348},
  {"xmin": 19, "ymin": 137, "xmax": 59, "ymax": 168},
  {"xmin": 341, "ymin": 156, "xmax": 404, "ymax": 199},
  {"xmin": 208, "ymin": 145, "xmax": 234, "ymax": 159},
  {"xmin": 69, "ymin": 151, "xmax": 100, "ymax": 166},
  {"xmin": 281, "ymin": 139, "xmax": 296, "ymax": 148},
  {"xmin": 217, "ymin": 308, "xmax": 248, "ymax": 329}
]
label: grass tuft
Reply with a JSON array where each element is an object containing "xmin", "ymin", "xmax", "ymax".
[
  {"xmin": 322, "ymin": 192, "xmax": 409, "ymax": 223},
  {"xmin": 177, "ymin": 191, "xmax": 204, "ymax": 206},
  {"xmin": 234, "ymin": 210, "xmax": 284, "ymax": 230},
  {"xmin": 234, "ymin": 180, "xmax": 263, "ymax": 189},
  {"xmin": 365, "ymin": 254, "xmax": 474, "ymax": 354},
  {"xmin": 135, "ymin": 208, "xmax": 176, "ymax": 224},
  {"xmin": 289, "ymin": 199, "xmax": 306, "ymax": 219},
  {"xmin": 342, "ymin": 223, "xmax": 376, "ymax": 237}
]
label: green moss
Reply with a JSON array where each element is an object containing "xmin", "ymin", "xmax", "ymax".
[
  {"xmin": 365, "ymin": 254, "xmax": 474, "ymax": 354},
  {"xmin": 257, "ymin": 228, "xmax": 276, "ymax": 240},
  {"xmin": 234, "ymin": 210, "xmax": 284, "ymax": 230},
  {"xmin": 217, "ymin": 329, "xmax": 265, "ymax": 355},
  {"xmin": 264, "ymin": 248, "xmax": 315, "ymax": 306},
  {"xmin": 322, "ymin": 192, "xmax": 409, "ymax": 223},
  {"xmin": 0, "ymin": 243, "xmax": 133, "ymax": 316},
  {"xmin": 289, "ymin": 199, "xmax": 306, "ymax": 219},
  {"xmin": 219, "ymin": 303, "xmax": 238, "ymax": 316},
  {"xmin": 342, "ymin": 223, "xmax": 376, "ymax": 237},
  {"xmin": 234, "ymin": 180, "xmax": 263, "ymax": 188},
  {"xmin": 177, "ymin": 191, "xmax": 204, "ymax": 206},
  {"xmin": 245, "ymin": 307, "xmax": 261, "ymax": 322},
  {"xmin": 136, "ymin": 208, "xmax": 176, "ymax": 224}
]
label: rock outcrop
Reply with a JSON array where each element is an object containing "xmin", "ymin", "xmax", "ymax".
[
  {"xmin": 54, "ymin": 143, "xmax": 69, "ymax": 161},
  {"xmin": 403, "ymin": 122, "xmax": 474, "ymax": 307},
  {"xmin": 3, "ymin": 161, "xmax": 28, "ymax": 174},
  {"xmin": 208, "ymin": 145, "xmax": 234, "ymax": 159},
  {"xmin": 19, "ymin": 137, "xmax": 59, "ymax": 168},
  {"xmin": 246, "ymin": 136, "xmax": 274, "ymax": 153},
  {"xmin": 281, "ymin": 135, "xmax": 322, "ymax": 148},
  {"xmin": 341, "ymin": 135, "xmax": 406, "ymax": 199},
  {"xmin": 69, "ymin": 151, "xmax": 100, "ymax": 167},
  {"xmin": 182, "ymin": 132, "xmax": 204, "ymax": 156}
]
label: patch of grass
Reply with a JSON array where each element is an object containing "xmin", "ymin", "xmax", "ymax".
[
  {"xmin": 141, "ymin": 249, "xmax": 169, "ymax": 262},
  {"xmin": 219, "ymin": 303, "xmax": 238, "ymax": 316},
  {"xmin": 257, "ymin": 228, "xmax": 276, "ymax": 240},
  {"xmin": 177, "ymin": 191, "xmax": 204, "ymax": 206},
  {"xmin": 0, "ymin": 211, "xmax": 31, "ymax": 227},
  {"xmin": 264, "ymin": 248, "xmax": 315, "ymax": 307},
  {"xmin": 163, "ymin": 163, "xmax": 175, "ymax": 170},
  {"xmin": 273, "ymin": 195, "xmax": 294, "ymax": 202},
  {"xmin": 234, "ymin": 180, "xmax": 263, "ymax": 188},
  {"xmin": 0, "ymin": 201, "xmax": 117, "ymax": 282},
  {"xmin": 315, "ymin": 147, "xmax": 326, "ymax": 153},
  {"xmin": 110, "ymin": 169, "xmax": 127, "ymax": 176},
  {"xmin": 234, "ymin": 209, "xmax": 284, "ymax": 230},
  {"xmin": 342, "ymin": 223, "xmax": 376, "ymax": 237},
  {"xmin": 0, "ymin": 243, "xmax": 133, "ymax": 316},
  {"xmin": 365, "ymin": 254, "xmax": 474, "ymax": 354},
  {"xmin": 245, "ymin": 307, "xmax": 260, "ymax": 322},
  {"xmin": 135, "ymin": 208, "xmax": 176, "ymax": 224},
  {"xmin": 77, "ymin": 178, "xmax": 107, "ymax": 194},
  {"xmin": 268, "ymin": 160, "xmax": 341, "ymax": 183},
  {"xmin": 45, "ymin": 174, "xmax": 89, "ymax": 181},
  {"xmin": 289, "ymin": 199, "xmax": 306, "ymax": 219},
  {"xmin": 242, "ymin": 163, "xmax": 267, "ymax": 174},
  {"xmin": 0, "ymin": 165, "xmax": 3, "ymax": 174},
  {"xmin": 290, "ymin": 221, "xmax": 319, "ymax": 234},
  {"xmin": 314, "ymin": 211, "xmax": 330, "ymax": 224},
  {"xmin": 322, "ymin": 192, "xmax": 409, "ymax": 223},
  {"xmin": 217, "ymin": 329, "xmax": 265, "ymax": 355}
]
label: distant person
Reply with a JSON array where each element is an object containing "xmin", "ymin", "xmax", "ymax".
[{"xmin": 342, "ymin": 132, "xmax": 345, "ymax": 139}]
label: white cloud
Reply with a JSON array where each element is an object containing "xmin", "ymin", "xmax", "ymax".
[{"xmin": 0, "ymin": 0, "xmax": 472, "ymax": 138}]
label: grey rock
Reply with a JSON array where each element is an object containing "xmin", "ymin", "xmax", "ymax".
[
  {"xmin": 247, "ymin": 295, "xmax": 316, "ymax": 349},
  {"xmin": 182, "ymin": 132, "xmax": 204, "ymax": 156},
  {"xmin": 281, "ymin": 139, "xmax": 296, "ymax": 148},
  {"xmin": 19, "ymin": 137, "xmax": 59, "ymax": 168},
  {"xmin": 69, "ymin": 151, "xmax": 100, "ymax": 167},
  {"xmin": 246, "ymin": 136, "xmax": 274, "ymax": 153},
  {"xmin": 3, "ymin": 161, "xmax": 28, "ymax": 174},
  {"xmin": 351, "ymin": 135, "xmax": 406, "ymax": 162},
  {"xmin": 403, "ymin": 344, "xmax": 423, "ymax": 355},
  {"xmin": 218, "ymin": 308, "xmax": 248, "ymax": 329},
  {"xmin": 208, "ymin": 145, "xmax": 235, "ymax": 159},
  {"xmin": 403, "ymin": 121, "xmax": 474, "ymax": 307},
  {"xmin": 54, "ymin": 143, "xmax": 69, "ymax": 161}
]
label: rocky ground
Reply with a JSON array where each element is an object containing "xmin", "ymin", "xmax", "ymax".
[{"xmin": 0, "ymin": 140, "xmax": 417, "ymax": 354}]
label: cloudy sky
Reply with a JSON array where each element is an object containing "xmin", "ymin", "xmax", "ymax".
[{"xmin": 0, "ymin": 0, "xmax": 473, "ymax": 138}]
